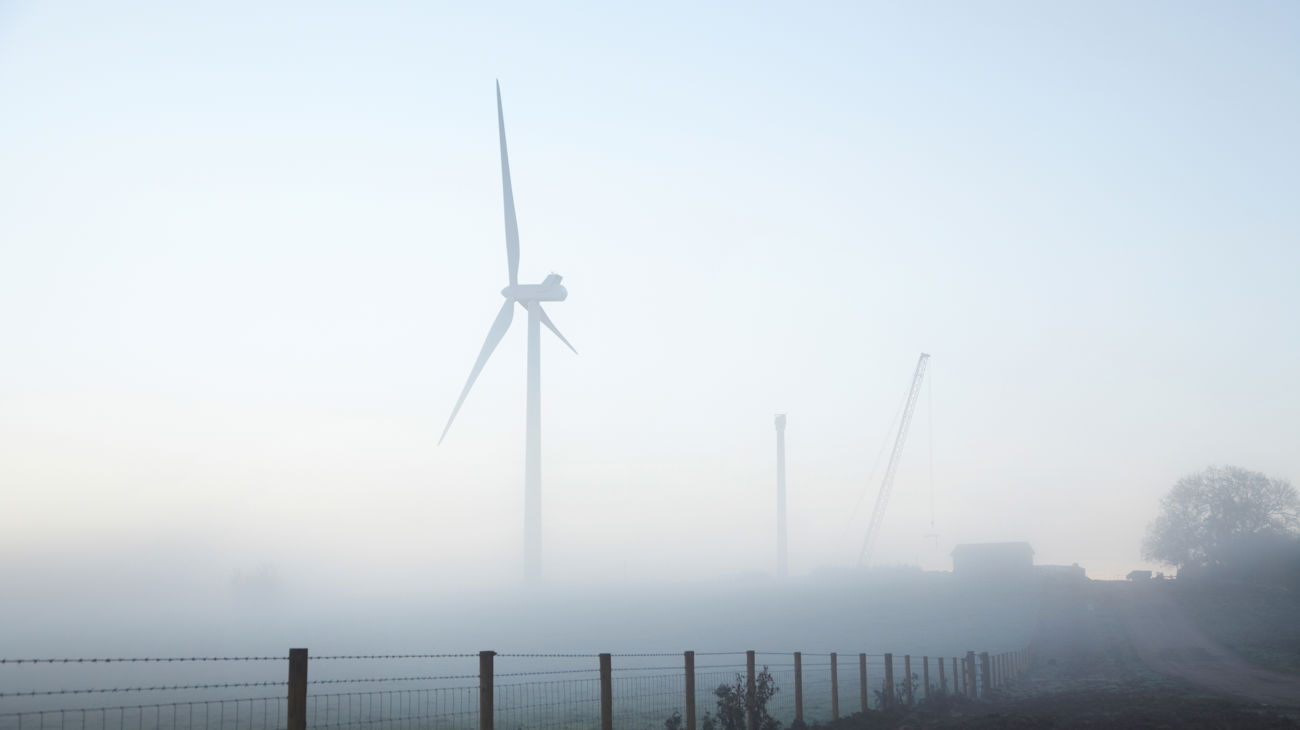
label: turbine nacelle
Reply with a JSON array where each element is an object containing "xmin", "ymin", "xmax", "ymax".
[{"xmin": 502, "ymin": 274, "xmax": 567, "ymax": 302}]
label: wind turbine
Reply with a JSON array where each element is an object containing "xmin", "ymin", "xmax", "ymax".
[{"xmin": 439, "ymin": 81, "xmax": 576, "ymax": 582}]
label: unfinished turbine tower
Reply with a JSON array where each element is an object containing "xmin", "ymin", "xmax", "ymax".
[
  {"xmin": 775, "ymin": 413, "xmax": 788, "ymax": 578},
  {"xmin": 440, "ymin": 82, "xmax": 576, "ymax": 582}
]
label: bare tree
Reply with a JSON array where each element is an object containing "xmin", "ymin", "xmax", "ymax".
[{"xmin": 1143, "ymin": 466, "xmax": 1298, "ymax": 571}]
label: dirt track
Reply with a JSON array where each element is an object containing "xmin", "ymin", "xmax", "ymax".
[{"xmin": 1114, "ymin": 581, "xmax": 1300, "ymax": 706}]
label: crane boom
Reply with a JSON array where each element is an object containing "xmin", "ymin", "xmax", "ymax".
[{"xmin": 856, "ymin": 352, "xmax": 930, "ymax": 568}]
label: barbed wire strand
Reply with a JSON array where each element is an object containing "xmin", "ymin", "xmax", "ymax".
[
  {"xmin": 0, "ymin": 657, "xmax": 287, "ymax": 664},
  {"xmin": 0, "ymin": 681, "xmax": 288, "ymax": 698},
  {"xmin": 311, "ymin": 654, "xmax": 477, "ymax": 660}
]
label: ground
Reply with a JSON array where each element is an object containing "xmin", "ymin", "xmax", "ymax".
[
  {"xmin": 1174, "ymin": 580, "xmax": 1300, "ymax": 676},
  {"xmin": 1115, "ymin": 580, "xmax": 1300, "ymax": 706},
  {"xmin": 809, "ymin": 578, "xmax": 1300, "ymax": 729}
]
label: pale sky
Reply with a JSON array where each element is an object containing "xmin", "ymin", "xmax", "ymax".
[{"xmin": 2, "ymin": 0, "xmax": 1298, "ymax": 597}]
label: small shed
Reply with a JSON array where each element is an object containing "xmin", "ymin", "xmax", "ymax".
[{"xmin": 952, "ymin": 542, "xmax": 1034, "ymax": 578}]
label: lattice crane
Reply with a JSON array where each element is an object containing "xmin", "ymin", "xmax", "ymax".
[{"xmin": 856, "ymin": 352, "xmax": 930, "ymax": 567}]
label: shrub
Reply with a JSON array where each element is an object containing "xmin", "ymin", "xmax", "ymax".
[
  {"xmin": 872, "ymin": 672, "xmax": 919, "ymax": 710},
  {"xmin": 668, "ymin": 667, "xmax": 782, "ymax": 730}
]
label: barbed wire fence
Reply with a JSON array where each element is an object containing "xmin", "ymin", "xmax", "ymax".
[{"xmin": 0, "ymin": 646, "xmax": 1032, "ymax": 730}]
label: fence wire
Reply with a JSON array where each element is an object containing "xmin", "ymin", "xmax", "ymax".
[
  {"xmin": 1, "ymin": 697, "xmax": 286, "ymax": 730},
  {"xmin": 307, "ymin": 687, "xmax": 478, "ymax": 730},
  {"xmin": 495, "ymin": 678, "xmax": 598, "ymax": 730},
  {"xmin": 2, "ymin": 649, "xmax": 1024, "ymax": 730}
]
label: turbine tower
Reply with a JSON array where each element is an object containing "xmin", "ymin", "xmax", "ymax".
[
  {"xmin": 439, "ymin": 82, "xmax": 576, "ymax": 583},
  {"xmin": 775, "ymin": 413, "xmax": 788, "ymax": 578}
]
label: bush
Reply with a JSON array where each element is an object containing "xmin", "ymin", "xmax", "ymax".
[
  {"xmin": 668, "ymin": 667, "xmax": 781, "ymax": 730},
  {"xmin": 872, "ymin": 672, "xmax": 919, "ymax": 710}
]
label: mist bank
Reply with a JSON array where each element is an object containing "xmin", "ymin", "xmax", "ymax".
[{"xmin": 1, "ymin": 563, "xmax": 1039, "ymax": 662}]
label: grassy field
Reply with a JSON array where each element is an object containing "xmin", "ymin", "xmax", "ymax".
[
  {"xmin": 788, "ymin": 579, "xmax": 1300, "ymax": 728},
  {"xmin": 1174, "ymin": 580, "xmax": 1300, "ymax": 676},
  {"xmin": 974, "ymin": 581, "xmax": 1299, "ymax": 728}
]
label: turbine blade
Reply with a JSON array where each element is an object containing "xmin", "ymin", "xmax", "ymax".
[
  {"xmin": 439, "ymin": 298, "xmax": 515, "ymax": 444},
  {"xmin": 537, "ymin": 305, "xmax": 577, "ymax": 354},
  {"xmin": 497, "ymin": 81, "xmax": 520, "ymax": 288}
]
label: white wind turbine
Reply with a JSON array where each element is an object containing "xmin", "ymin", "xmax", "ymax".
[{"xmin": 439, "ymin": 82, "xmax": 576, "ymax": 582}]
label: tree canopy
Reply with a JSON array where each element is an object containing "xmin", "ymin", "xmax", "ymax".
[{"xmin": 1143, "ymin": 465, "xmax": 1298, "ymax": 571}]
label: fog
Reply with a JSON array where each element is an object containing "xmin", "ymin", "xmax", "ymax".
[{"xmin": 3, "ymin": 0, "xmax": 1299, "ymax": 675}]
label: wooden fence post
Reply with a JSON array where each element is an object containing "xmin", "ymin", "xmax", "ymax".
[
  {"xmin": 904, "ymin": 656, "xmax": 913, "ymax": 706},
  {"xmin": 685, "ymin": 651, "xmax": 696, "ymax": 730},
  {"xmin": 938, "ymin": 655, "xmax": 946, "ymax": 694},
  {"xmin": 965, "ymin": 652, "xmax": 976, "ymax": 697},
  {"xmin": 858, "ymin": 653, "xmax": 868, "ymax": 714},
  {"xmin": 883, "ymin": 653, "xmax": 894, "ymax": 709},
  {"xmin": 600, "ymin": 653, "xmax": 613, "ymax": 730},
  {"xmin": 922, "ymin": 656, "xmax": 930, "ymax": 701},
  {"xmin": 790, "ymin": 646, "xmax": 800, "ymax": 722},
  {"xmin": 287, "ymin": 649, "xmax": 307, "ymax": 730},
  {"xmin": 952, "ymin": 658, "xmax": 959, "ymax": 696},
  {"xmin": 793, "ymin": 652, "xmax": 803, "ymax": 726},
  {"xmin": 980, "ymin": 652, "xmax": 991, "ymax": 697},
  {"xmin": 830, "ymin": 652, "xmax": 839, "ymax": 720},
  {"xmin": 746, "ymin": 650, "xmax": 757, "ymax": 730},
  {"xmin": 478, "ymin": 651, "xmax": 494, "ymax": 730}
]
